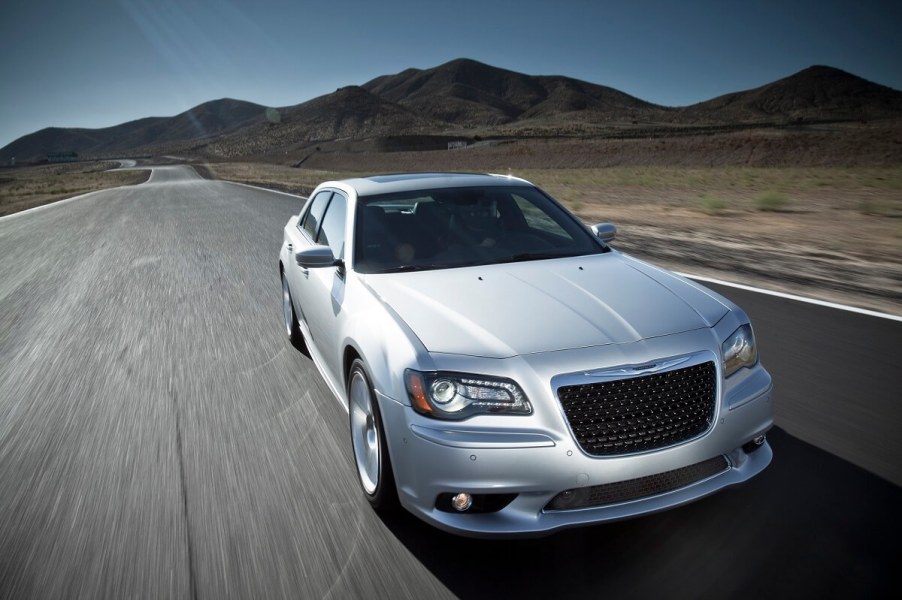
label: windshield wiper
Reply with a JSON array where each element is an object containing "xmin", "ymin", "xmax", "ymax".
[
  {"xmin": 495, "ymin": 251, "xmax": 569, "ymax": 264},
  {"xmin": 377, "ymin": 264, "xmax": 442, "ymax": 273}
]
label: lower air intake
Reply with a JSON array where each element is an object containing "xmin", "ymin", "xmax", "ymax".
[{"xmin": 545, "ymin": 455, "xmax": 729, "ymax": 511}]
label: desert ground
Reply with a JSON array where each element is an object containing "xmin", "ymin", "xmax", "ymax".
[
  {"xmin": 197, "ymin": 150, "xmax": 902, "ymax": 316},
  {"xmin": 0, "ymin": 161, "xmax": 149, "ymax": 216}
]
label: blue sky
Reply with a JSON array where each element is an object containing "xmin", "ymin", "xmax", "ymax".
[{"xmin": 1, "ymin": 0, "xmax": 900, "ymax": 148}]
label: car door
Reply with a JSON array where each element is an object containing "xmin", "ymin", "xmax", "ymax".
[
  {"xmin": 294, "ymin": 190, "xmax": 348, "ymax": 381},
  {"xmin": 284, "ymin": 190, "xmax": 332, "ymax": 327}
]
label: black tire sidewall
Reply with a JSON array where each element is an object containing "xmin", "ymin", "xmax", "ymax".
[{"xmin": 282, "ymin": 273, "xmax": 303, "ymax": 347}]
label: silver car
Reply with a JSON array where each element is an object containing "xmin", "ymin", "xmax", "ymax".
[{"xmin": 279, "ymin": 173, "xmax": 773, "ymax": 537}]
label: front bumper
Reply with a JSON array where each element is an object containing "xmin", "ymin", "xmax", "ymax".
[{"xmin": 378, "ymin": 371, "xmax": 773, "ymax": 538}]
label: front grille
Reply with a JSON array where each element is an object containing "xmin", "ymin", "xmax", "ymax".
[
  {"xmin": 545, "ymin": 455, "xmax": 729, "ymax": 511},
  {"xmin": 557, "ymin": 361, "xmax": 716, "ymax": 456}
]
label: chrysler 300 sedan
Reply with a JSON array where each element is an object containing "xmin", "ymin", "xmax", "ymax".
[{"xmin": 278, "ymin": 173, "xmax": 773, "ymax": 537}]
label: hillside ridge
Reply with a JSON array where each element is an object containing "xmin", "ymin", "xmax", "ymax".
[{"xmin": 2, "ymin": 60, "xmax": 900, "ymax": 162}]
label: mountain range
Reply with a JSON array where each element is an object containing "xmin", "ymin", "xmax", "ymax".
[{"xmin": 3, "ymin": 58, "xmax": 900, "ymax": 162}]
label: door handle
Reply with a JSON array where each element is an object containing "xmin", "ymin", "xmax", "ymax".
[{"xmin": 287, "ymin": 243, "xmax": 293, "ymax": 251}]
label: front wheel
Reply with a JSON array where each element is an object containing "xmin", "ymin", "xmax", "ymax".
[
  {"xmin": 348, "ymin": 359, "xmax": 398, "ymax": 511},
  {"xmin": 281, "ymin": 272, "xmax": 304, "ymax": 350}
]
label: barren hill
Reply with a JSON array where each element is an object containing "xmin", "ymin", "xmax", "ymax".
[
  {"xmin": 362, "ymin": 58, "xmax": 667, "ymax": 126},
  {"xmin": 204, "ymin": 86, "xmax": 442, "ymax": 158},
  {"xmin": 680, "ymin": 65, "xmax": 902, "ymax": 123},
  {"xmin": 1, "ymin": 98, "xmax": 267, "ymax": 161},
  {"xmin": 2, "ymin": 60, "xmax": 900, "ymax": 164}
]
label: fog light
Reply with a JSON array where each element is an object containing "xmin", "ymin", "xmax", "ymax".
[
  {"xmin": 742, "ymin": 434, "xmax": 767, "ymax": 454},
  {"xmin": 435, "ymin": 492, "xmax": 517, "ymax": 513},
  {"xmin": 451, "ymin": 492, "xmax": 473, "ymax": 512}
]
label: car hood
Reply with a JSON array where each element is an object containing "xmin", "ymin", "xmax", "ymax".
[{"xmin": 362, "ymin": 254, "xmax": 730, "ymax": 358}]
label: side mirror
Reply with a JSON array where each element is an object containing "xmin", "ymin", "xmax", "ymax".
[
  {"xmin": 295, "ymin": 246, "xmax": 338, "ymax": 268},
  {"xmin": 591, "ymin": 223, "xmax": 617, "ymax": 243}
]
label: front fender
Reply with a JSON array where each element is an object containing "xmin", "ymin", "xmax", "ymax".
[{"xmin": 339, "ymin": 275, "xmax": 431, "ymax": 405}]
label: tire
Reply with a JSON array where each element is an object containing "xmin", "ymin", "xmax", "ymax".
[
  {"xmin": 348, "ymin": 359, "xmax": 398, "ymax": 511},
  {"xmin": 281, "ymin": 272, "xmax": 304, "ymax": 350}
]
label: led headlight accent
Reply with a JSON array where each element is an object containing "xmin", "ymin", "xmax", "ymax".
[
  {"xmin": 722, "ymin": 323, "xmax": 758, "ymax": 377},
  {"xmin": 405, "ymin": 370, "xmax": 531, "ymax": 419}
]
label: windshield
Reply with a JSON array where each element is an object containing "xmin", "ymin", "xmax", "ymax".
[{"xmin": 354, "ymin": 185, "xmax": 606, "ymax": 273}]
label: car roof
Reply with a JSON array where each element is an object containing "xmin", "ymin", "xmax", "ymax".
[{"xmin": 326, "ymin": 173, "xmax": 534, "ymax": 197}]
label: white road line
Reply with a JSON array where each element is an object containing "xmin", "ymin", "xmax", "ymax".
[
  {"xmin": 678, "ymin": 272, "xmax": 902, "ymax": 322},
  {"xmin": 221, "ymin": 179, "xmax": 308, "ymax": 200}
]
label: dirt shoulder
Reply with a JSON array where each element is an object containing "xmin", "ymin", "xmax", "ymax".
[
  {"xmin": 0, "ymin": 161, "xmax": 150, "ymax": 217},
  {"xmin": 596, "ymin": 206, "xmax": 901, "ymax": 316},
  {"xmin": 201, "ymin": 160, "xmax": 901, "ymax": 316}
]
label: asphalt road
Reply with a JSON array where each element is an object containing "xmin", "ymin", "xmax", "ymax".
[{"xmin": 1, "ymin": 166, "xmax": 899, "ymax": 599}]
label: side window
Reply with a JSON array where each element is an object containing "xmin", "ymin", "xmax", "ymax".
[
  {"xmin": 300, "ymin": 191, "xmax": 332, "ymax": 240},
  {"xmin": 316, "ymin": 192, "xmax": 347, "ymax": 259}
]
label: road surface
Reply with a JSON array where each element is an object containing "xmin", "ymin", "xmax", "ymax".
[{"xmin": 1, "ymin": 166, "xmax": 898, "ymax": 598}]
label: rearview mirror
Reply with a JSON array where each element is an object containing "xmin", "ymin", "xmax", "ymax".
[
  {"xmin": 591, "ymin": 223, "xmax": 617, "ymax": 243},
  {"xmin": 295, "ymin": 246, "xmax": 338, "ymax": 268}
]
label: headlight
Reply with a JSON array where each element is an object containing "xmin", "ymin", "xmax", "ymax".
[
  {"xmin": 722, "ymin": 324, "xmax": 758, "ymax": 377},
  {"xmin": 405, "ymin": 370, "xmax": 532, "ymax": 419}
]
